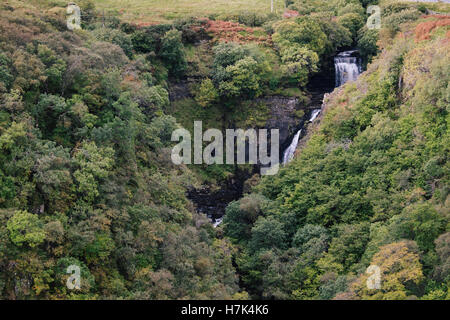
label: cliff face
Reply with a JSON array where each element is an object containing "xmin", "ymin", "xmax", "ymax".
[{"xmin": 259, "ymin": 96, "xmax": 303, "ymax": 146}]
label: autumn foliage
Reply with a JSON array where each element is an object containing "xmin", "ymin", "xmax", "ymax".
[
  {"xmin": 283, "ymin": 10, "xmax": 299, "ymax": 19},
  {"xmin": 414, "ymin": 15, "xmax": 450, "ymax": 42},
  {"xmin": 193, "ymin": 19, "xmax": 271, "ymax": 45}
]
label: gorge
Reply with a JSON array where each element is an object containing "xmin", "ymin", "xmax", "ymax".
[{"xmin": 190, "ymin": 50, "xmax": 363, "ymax": 225}]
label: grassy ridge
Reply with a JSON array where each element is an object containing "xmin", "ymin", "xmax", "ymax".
[{"xmin": 94, "ymin": 0, "xmax": 285, "ymax": 23}]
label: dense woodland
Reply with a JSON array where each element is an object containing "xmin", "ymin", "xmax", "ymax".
[{"xmin": 0, "ymin": 0, "xmax": 448, "ymax": 299}]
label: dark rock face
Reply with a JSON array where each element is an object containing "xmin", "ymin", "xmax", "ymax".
[
  {"xmin": 259, "ymin": 96, "xmax": 302, "ymax": 147},
  {"xmin": 168, "ymin": 80, "xmax": 192, "ymax": 101},
  {"xmin": 188, "ymin": 187, "xmax": 234, "ymax": 220},
  {"xmin": 309, "ymin": 59, "xmax": 336, "ymax": 91},
  {"xmin": 187, "ymin": 168, "xmax": 252, "ymax": 221}
]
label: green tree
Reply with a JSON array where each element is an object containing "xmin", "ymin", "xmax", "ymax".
[
  {"xmin": 249, "ymin": 216, "xmax": 287, "ymax": 252},
  {"xmin": 337, "ymin": 12, "xmax": 365, "ymax": 40},
  {"xmin": 224, "ymin": 194, "xmax": 270, "ymax": 242},
  {"xmin": 0, "ymin": 52, "xmax": 13, "ymax": 93},
  {"xmin": 213, "ymin": 42, "xmax": 258, "ymax": 69},
  {"xmin": 160, "ymin": 29, "xmax": 187, "ymax": 77},
  {"xmin": 319, "ymin": 223, "xmax": 370, "ymax": 272},
  {"xmin": 218, "ymin": 56, "xmax": 262, "ymax": 99},
  {"xmin": 195, "ymin": 78, "xmax": 219, "ymax": 108},
  {"xmin": 293, "ymin": 224, "xmax": 329, "ymax": 253},
  {"xmin": 273, "ymin": 18, "xmax": 327, "ymax": 56},
  {"xmin": 33, "ymin": 94, "xmax": 70, "ymax": 143},
  {"xmin": 145, "ymin": 115, "xmax": 178, "ymax": 150},
  {"xmin": 37, "ymin": 44, "xmax": 66, "ymax": 93},
  {"xmin": 434, "ymin": 232, "xmax": 450, "ymax": 282},
  {"xmin": 389, "ymin": 203, "xmax": 446, "ymax": 252},
  {"xmin": 279, "ymin": 45, "xmax": 319, "ymax": 86},
  {"xmin": 357, "ymin": 27, "xmax": 379, "ymax": 64},
  {"xmin": 350, "ymin": 241, "xmax": 424, "ymax": 300},
  {"xmin": 7, "ymin": 211, "xmax": 45, "ymax": 248},
  {"xmin": 72, "ymin": 141, "xmax": 114, "ymax": 203}
]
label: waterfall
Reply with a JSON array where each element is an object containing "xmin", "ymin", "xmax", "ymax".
[
  {"xmin": 335, "ymin": 50, "xmax": 361, "ymax": 87},
  {"xmin": 282, "ymin": 129, "xmax": 302, "ymax": 165},
  {"xmin": 282, "ymin": 108, "xmax": 322, "ymax": 165},
  {"xmin": 282, "ymin": 51, "xmax": 361, "ymax": 166},
  {"xmin": 213, "ymin": 217, "xmax": 223, "ymax": 228},
  {"xmin": 309, "ymin": 109, "xmax": 321, "ymax": 123}
]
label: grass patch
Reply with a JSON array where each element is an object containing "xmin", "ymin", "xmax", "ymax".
[
  {"xmin": 272, "ymin": 87, "xmax": 308, "ymax": 99},
  {"xmin": 168, "ymin": 97, "xmax": 224, "ymax": 132},
  {"xmin": 232, "ymin": 101, "xmax": 271, "ymax": 128},
  {"xmin": 94, "ymin": 0, "xmax": 286, "ymax": 23}
]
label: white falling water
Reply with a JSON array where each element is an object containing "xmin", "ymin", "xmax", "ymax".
[
  {"xmin": 335, "ymin": 51, "xmax": 361, "ymax": 87},
  {"xmin": 282, "ymin": 52, "xmax": 361, "ymax": 166},
  {"xmin": 281, "ymin": 108, "xmax": 321, "ymax": 165},
  {"xmin": 213, "ymin": 217, "xmax": 223, "ymax": 228},
  {"xmin": 282, "ymin": 129, "xmax": 302, "ymax": 165},
  {"xmin": 309, "ymin": 109, "xmax": 321, "ymax": 123}
]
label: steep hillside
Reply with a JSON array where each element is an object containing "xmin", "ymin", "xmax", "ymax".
[
  {"xmin": 0, "ymin": 0, "xmax": 242, "ymax": 299},
  {"xmin": 223, "ymin": 11, "xmax": 450, "ymax": 299},
  {"xmin": 0, "ymin": 0, "xmax": 448, "ymax": 301}
]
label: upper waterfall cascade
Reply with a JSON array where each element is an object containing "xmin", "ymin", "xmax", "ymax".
[{"xmin": 334, "ymin": 50, "xmax": 361, "ymax": 87}]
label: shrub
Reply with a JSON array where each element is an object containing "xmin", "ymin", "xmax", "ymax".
[
  {"xmin": 160, "ymin": 29, "xmax": 187, "ymax": 78},
  {"xmin": 92, "ymin": 28, "xmax": 133, "ymax": 58},
  {"xmin": 337, "ymin": 12, "xmax": 365, "ymax": 39},
  {"xmin": 249, "ymin": 216, "xmax": 287, "ymax": 251},
  {"xmin": 357, "ymin": 27, "xmax": 379, "ymax": 64},
  {"xmin": 383, "ymin": 8, "xmax": 421, "ymax": 35},
  {"xmin": 279, "ymin": 45, "xmax": 319, "ymax": 86},
  {"xmin": 195, "ymin": 78, "xmax": 219, "ymax": 108},
  {"xmin": 7, "ymin": 211, "xmax": 45, "ymax": 247}
]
